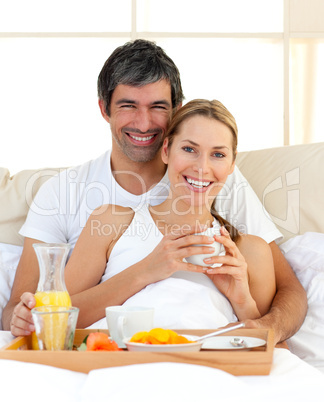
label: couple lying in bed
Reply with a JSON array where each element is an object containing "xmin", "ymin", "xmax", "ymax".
[
  {"xmin": 65, "ymin": 99, "xmax": 276, "ymax": 331},
  {"xmin": 7, "ymin": 97, "xmax": 304, "ymax": 345},
  {"xmin": 5, "ymin": 40, "xmax": 306, "ymax": 346}
]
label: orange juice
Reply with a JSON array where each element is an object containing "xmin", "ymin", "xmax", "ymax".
[
  {"xmin": 34, "ymin": 290, "xmax": 71, "ymax": 307},
  {"xmin": 32, "ymin": 291, "xmax": 72, "ymax": 349}
]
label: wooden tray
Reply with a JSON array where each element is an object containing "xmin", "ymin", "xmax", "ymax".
[{"xmin": 0, "ymin": 328, "xmax": 274, "ymax": 376}]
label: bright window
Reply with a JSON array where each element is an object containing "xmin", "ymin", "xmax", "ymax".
[
  {"xmin": 137, "ymin": 0, "xmax": 283, "ymax": 32},
  {"xmin": 0, "ymin": 0, "xmax": 322, "ymax": 174},
  {"xmin": 0, "ymin": 0, "xmax": 131, "ymax": 32}
]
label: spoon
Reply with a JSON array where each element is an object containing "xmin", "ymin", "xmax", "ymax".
[
  {"xmin": 230, "ymin": 337, "xmax": 246, "ymax": 348},
  {"xmin": 194, "ymin": 322, "xmax": 245, "ymax": 342}
]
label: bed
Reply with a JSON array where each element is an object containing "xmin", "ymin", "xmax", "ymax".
[{"xmin": 1, "ymin": 142, "xmax": 324, "ymax": 400}]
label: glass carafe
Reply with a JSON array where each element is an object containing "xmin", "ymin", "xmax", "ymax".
[{"xmin": 32, "ymin": 243, "xmax": 72, "ymax": 349}]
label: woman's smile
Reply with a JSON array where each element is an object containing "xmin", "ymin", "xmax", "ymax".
[{"xmin": 183, "ymin": 175, "xmax": 213, "ymax": 192}]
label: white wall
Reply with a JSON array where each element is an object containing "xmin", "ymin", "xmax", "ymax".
[{"xmin": 0, "ymin": 0, "xmax": 323, "ymax": 174}]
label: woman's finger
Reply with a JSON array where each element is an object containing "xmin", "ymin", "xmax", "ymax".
[
  {"xmin": 205, "ymin": 261, "xmax": 247, "ymax": 276},
  {"xmin": 213, "ymin": 227, "xmax": 243, "ymax": 259}
]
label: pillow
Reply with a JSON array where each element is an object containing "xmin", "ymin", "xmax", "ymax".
[
  {"xmin": 0, "ymin": 243, "xmax": 23, "ymax": 329},
  {"xmin": 280, "ymin": 232, "xmax": 324, "ymax": 373},
  {"xmin": 0, "ymin": 167, "xmax": 62, "ymax": 246}
]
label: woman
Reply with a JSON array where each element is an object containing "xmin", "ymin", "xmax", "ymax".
[{"xmin": 65, "ymin": 99, "xmax": 276, "ymax": 329}]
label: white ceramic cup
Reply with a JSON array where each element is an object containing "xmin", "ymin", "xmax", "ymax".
[
  {"xmin": 105, "ymin": 306, "xmax": 154, "ymax": 348},
  {"xmin": 185, "ymin": 227, "xmax": 225, "ymax": 267}
]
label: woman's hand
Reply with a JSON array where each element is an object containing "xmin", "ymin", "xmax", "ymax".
[
  {"xmin": 141, "ymin": 225, "xmax": 218, "ymax": 283},
  {"xmin": 203, "ymin": 227, "xmax": 261, "ymax": 320}
]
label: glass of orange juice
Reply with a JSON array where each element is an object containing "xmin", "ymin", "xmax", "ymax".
[{"xmin": 31, "ymin": 306, "xmax": 79, "ymax": 350}]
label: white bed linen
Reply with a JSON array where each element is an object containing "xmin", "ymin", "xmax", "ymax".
[
  {"xmin": 0, "ymin": 331, "xmax": 323, "ymax": 402},
  {"xmin": 280, "ymin": 232, "xmax": 324, "ymax": 373},
  {"xmin": 2, "ymin": 233, "xmax": 324, "ymax": 373},
  {"xmin": 0, "ymin": 243, "xmax": 22, "ymax": 329}
]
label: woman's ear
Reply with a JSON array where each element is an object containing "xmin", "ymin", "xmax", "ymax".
[
  {"xmin": 229, "ymin": 151, "xmax": 237, "ymax": 175},
  {"xmin": 161, "ymin": 138, "xmax": 169, "ymax": 164}
]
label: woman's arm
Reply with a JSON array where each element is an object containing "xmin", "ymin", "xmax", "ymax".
[
  {"xmin": 235, "ymin": 234, "xmax": 276, "ymax": 316},
  {"xmin": 65, "ymin": 208, "xmax": 219, "ymax": 328},
  {"xmin": 244, "ymin": 242, "xmax": 307, "ymax": 345},
  {"xmin": 65, "ymin": 204, "xmax": 138, "ymax": 327},
  {"xmin": 204, "ymin": 227, "xmax": 276, "ymax": 321}
]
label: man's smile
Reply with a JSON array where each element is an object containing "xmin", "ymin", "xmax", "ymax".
[
  {"xmin": 123, "ymin": 128, "xmax": 162, "ymax": 146},
  {"xmin": 128, "ymin": 134, "xmax": 155, "ymax": 142}
]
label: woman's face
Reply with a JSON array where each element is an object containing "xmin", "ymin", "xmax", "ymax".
[{"xmin": 162, "ymin": 114, "xmax": 235, "ymax": 212}]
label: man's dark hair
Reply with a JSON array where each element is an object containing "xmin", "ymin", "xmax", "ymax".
[{"xmin": 97, "ymin": 39, "xmax": 184, "ymax": 116}]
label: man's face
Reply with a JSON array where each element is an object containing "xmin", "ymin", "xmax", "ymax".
[{"xmin": 106, "ymin": 80, "xmax": 173, "ymax": 163}]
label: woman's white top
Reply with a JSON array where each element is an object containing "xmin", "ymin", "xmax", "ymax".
[{"xmin": 96, "ymin": 204, "xmax": 237, "ymax": 330}]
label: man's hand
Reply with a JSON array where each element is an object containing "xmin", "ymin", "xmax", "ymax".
[
  {"xmin": 243, "ymin": 317, "xmax": 289, "ymax": 349},
  {"xmin": 10, "ymin": 292, "xmax": 36, "ymax": 336}
]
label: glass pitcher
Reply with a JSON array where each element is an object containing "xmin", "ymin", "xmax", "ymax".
[{"xmin": 32, "ymin": 243, "xmax": 72, "ymax": 349}]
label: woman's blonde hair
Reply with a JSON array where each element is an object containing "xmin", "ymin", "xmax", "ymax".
[
  {"xmin": 166, "ymin": 99, "xmax": 238, "ymax": 161},
  {"xmin": 166, "ymin": 99, "xmax": 240, "ymax": 241}
]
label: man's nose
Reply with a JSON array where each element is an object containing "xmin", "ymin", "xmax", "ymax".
[{"xmin": 133, "ymin": 109, "xmax": 151, "ymax": 133}]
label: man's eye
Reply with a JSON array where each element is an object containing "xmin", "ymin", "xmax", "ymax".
[
  {"xmin": 121, "ymin": 104, "xmax": 135, "ymax": 108},
  {"xmin": 152, "ymin": 105, "xmax": 167, "ymax": 110}
]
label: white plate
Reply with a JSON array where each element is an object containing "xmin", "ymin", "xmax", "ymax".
[
  {"xmin": 201, "ymin": 336, "xmax": 266, "ymax": 350},
  {"xmin": 123, "ymin": 335, "xmax": 203, "ymax": 352}
]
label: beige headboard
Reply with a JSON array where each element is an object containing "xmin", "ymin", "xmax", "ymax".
[
  {"xmin": 236, "ymin": 142, "xmax": 324, "ymax": 243},
  {"xmin": 1, "ymin": 142, "xmax": 323, "ymax": 246}
]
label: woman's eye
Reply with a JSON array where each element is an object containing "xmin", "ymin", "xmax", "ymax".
[
  {"xmin": 213, "ymin": 152, "xmax": 225, "ymax": 158},
  {"xmin": 183, "ymin": 146, "xmax": 194, "ymax": 153}
]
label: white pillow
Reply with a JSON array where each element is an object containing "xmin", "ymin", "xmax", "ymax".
[
  {"xmin": 0, "ymin": 243, "xmax": 23, "ymax": 329},
  {"xmin": 280, "ymin": 232, "xmax": 324, "ymax": 373}
]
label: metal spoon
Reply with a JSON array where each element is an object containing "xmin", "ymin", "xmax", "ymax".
[
  {"xmin": 230, "ymin": 337, "xmax": 246, "ymax": 348},
  {"xmin": 194, "ymin": 322, "xmax": 245, "ymax": 342}
]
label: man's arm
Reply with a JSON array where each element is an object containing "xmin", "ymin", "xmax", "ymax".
[
  {"xmin": 244, "ymin": 241, "xmax": 307, "ymax": 345},
  {"xmin": 1, "ymin": 238, "xmax": 42, "ymax": 334}
]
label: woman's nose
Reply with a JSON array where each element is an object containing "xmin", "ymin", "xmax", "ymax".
[{"xmin": 193, "ymin": 155, "xmax": 210, "ymax": 174}]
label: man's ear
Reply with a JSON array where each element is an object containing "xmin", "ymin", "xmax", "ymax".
[
  {"xmin": 98, "ymin": 99, "xmax": 110, "ymax": 123},
  {"xmin": 172, "ymin": 103, "xmax": 182, "ymax": 117},
  {"xmin": 161, "ymin": 138, "xmax": 169, "ymax": 164}
]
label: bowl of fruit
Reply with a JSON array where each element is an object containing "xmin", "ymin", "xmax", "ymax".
[{"xmin": 123, "ymin": 328, "xmax": 202, "ymax": 352}]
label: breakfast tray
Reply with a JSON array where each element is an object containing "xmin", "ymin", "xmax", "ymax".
[{"xmin": 0, "ymin": 328, "xmax": 274, "ymax": 376}]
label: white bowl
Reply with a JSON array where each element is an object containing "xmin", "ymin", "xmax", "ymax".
[{"xmin": 123, "ymin": 335, "xmax": 203, "ymax": 352}]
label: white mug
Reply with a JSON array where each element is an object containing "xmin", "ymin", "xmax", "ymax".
[
  {"xmin": 185, "ymin": 227, "xmax": 225, "ymax": 267},
  {"xmin": 105, "ymin": 306, "xmax": 154, "ymax": 348}
]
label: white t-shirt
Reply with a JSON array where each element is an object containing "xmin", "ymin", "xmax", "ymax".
[{"xmin": 20, "ymin": 150, "xmax": 282, "ymax": 248}]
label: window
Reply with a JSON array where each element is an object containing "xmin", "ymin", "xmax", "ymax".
[{"xmin": 0, "ymin": 0, "xmax": 322, "ymax": 173}]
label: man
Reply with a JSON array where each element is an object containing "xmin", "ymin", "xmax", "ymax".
[{"xmin": 2, "ymin": 39, "xmax": 307, "ymax": 344}]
